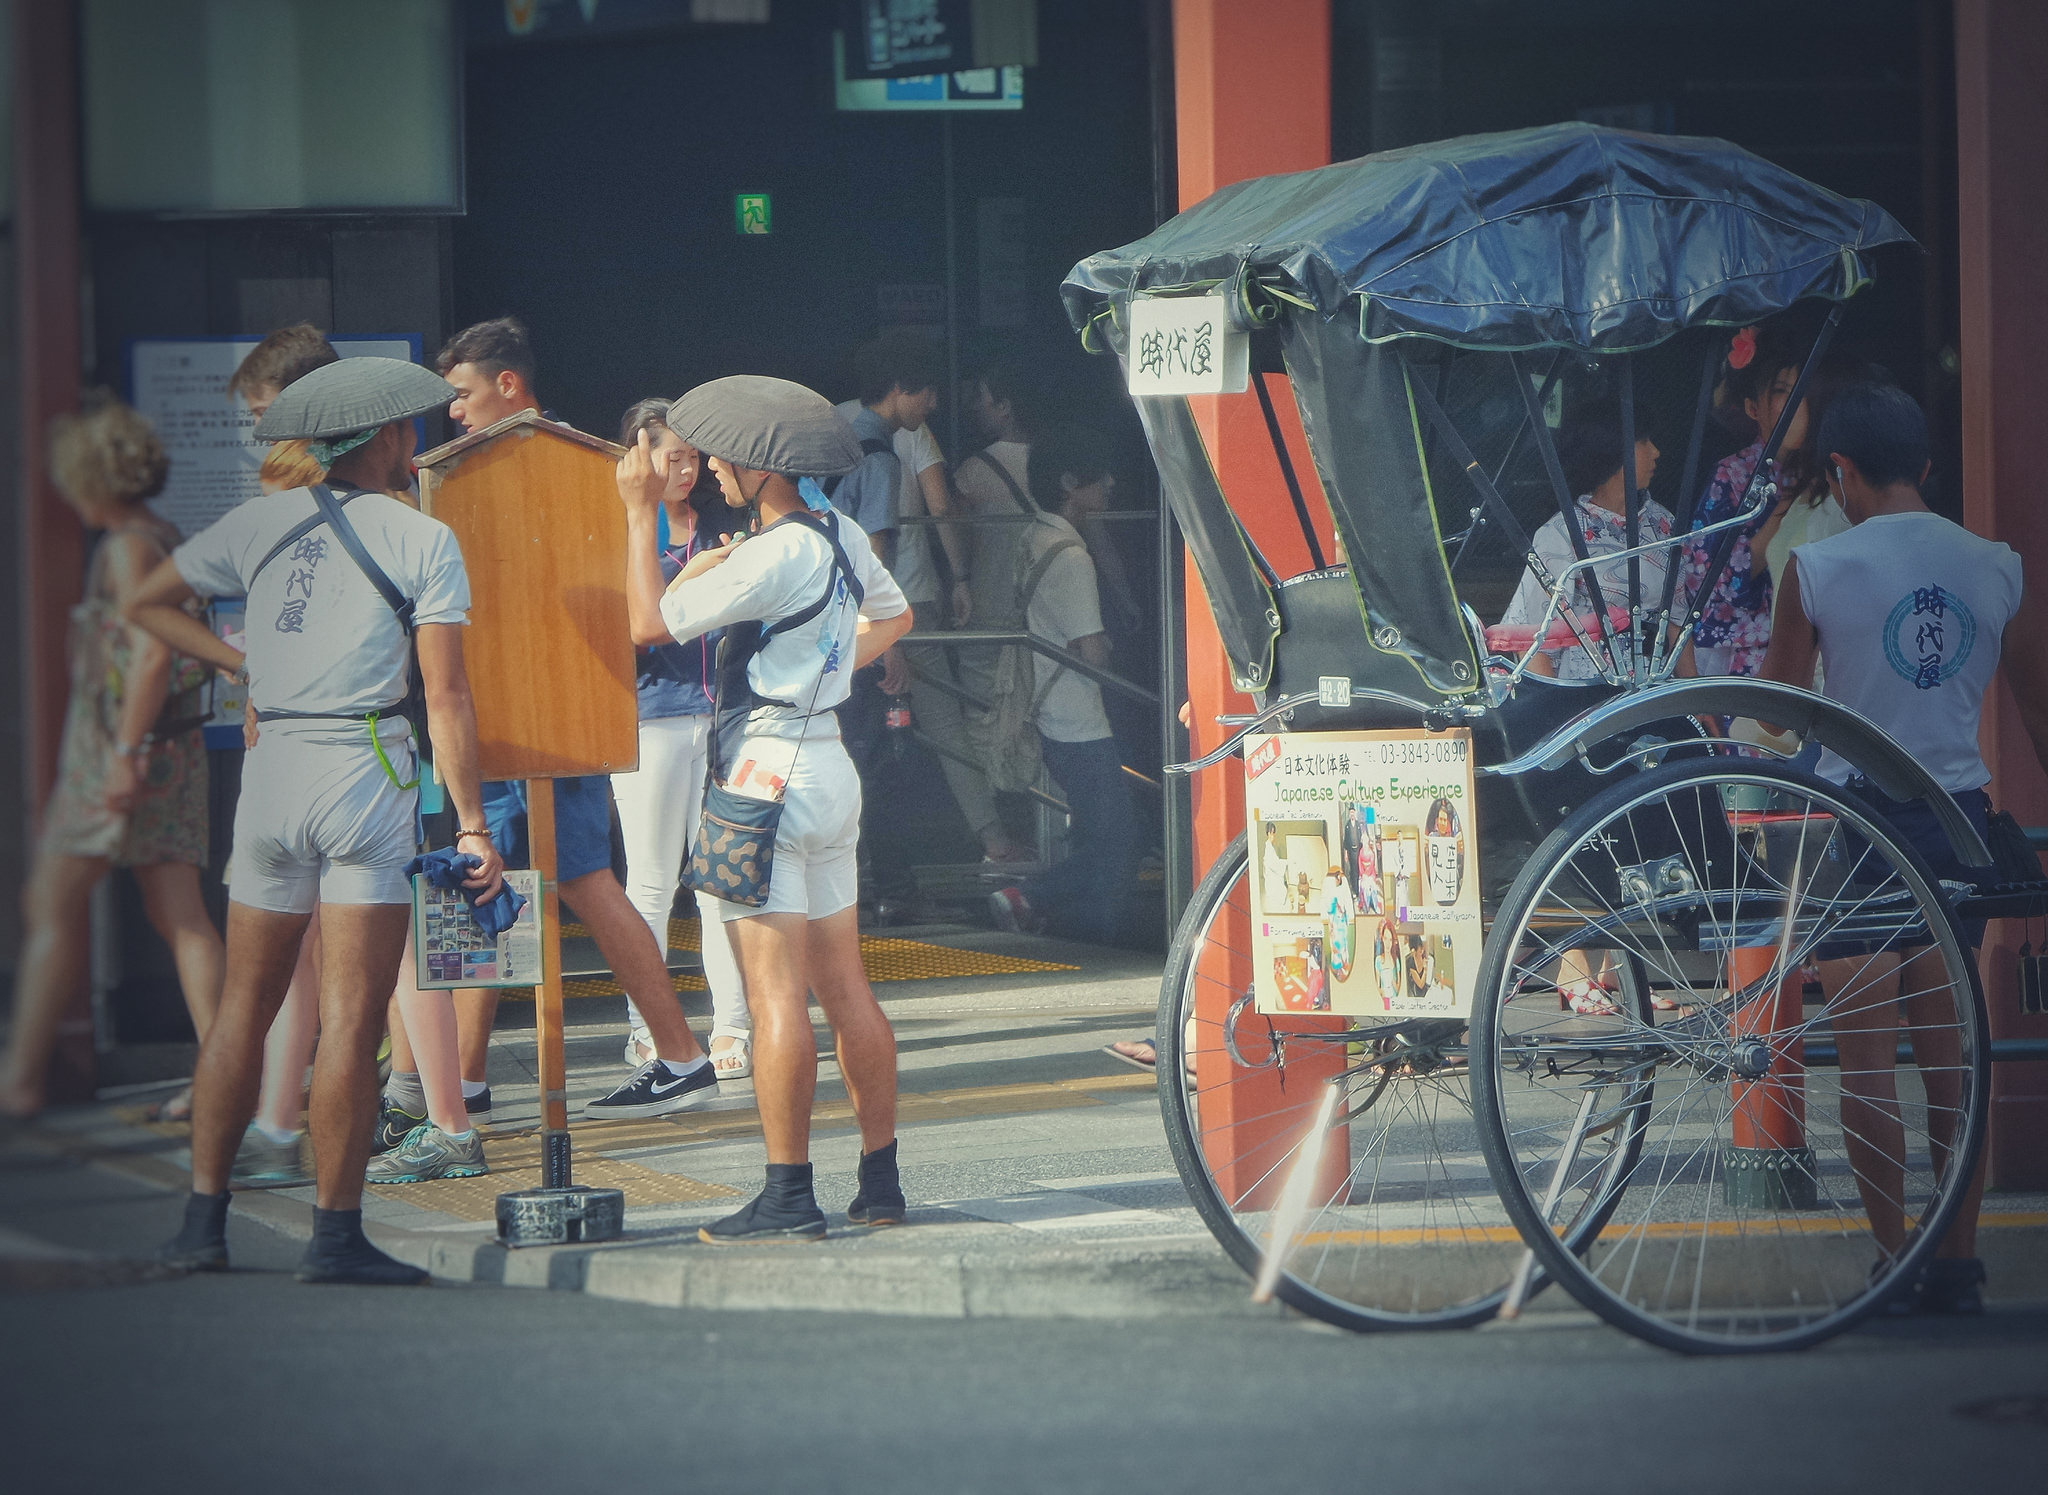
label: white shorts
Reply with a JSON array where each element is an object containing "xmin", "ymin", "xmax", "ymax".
[
  {"xmin": 708, "ymin": 738, "xmax": 861, "ymax": 923},
  {"xmin": 230, "ymin": 723, "xmax": 418, "ymax": 914}
]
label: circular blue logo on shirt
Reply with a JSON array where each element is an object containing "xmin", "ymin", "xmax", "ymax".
[{"xmin": 1882, "ymin": 585, "xmax": 1976, "ymax": 690}]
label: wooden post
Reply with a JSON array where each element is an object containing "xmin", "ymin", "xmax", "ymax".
[
  {"xmin": 414, "ymin": 411, "xmax": 636, "ymax": 1209},
  {"xmin": 15, "ymin": 0, "xmax": 92, "ymax": 1103},
  {"xmin": 1956, "ymin": 0, "xmax": 2048, "ymax": 1189},
  {"xmin": 528, "ymin": 780, "xmax": 571, "ymax": 1188}
]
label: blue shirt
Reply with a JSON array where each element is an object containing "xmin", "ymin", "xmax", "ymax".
[
  {"xmin": 831, "ymin": 405, "xmax": 901, "ymax": 540},
  {"xmin": 638, "ymin": 537, "xmax": 718, "ymax": 719}
]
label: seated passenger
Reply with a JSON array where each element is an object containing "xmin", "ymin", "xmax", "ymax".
[{"xmin": 1495, "ymin": 411, "xmax": 1671, "ymax": 679}]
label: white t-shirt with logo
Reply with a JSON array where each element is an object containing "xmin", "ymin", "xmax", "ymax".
[
  {"xmin": 173, "ymin": 486, "xmax": 470, "ymax": 728},
  {"xmin": 660, "ymin": 506, "xmax": 909, "ymax": 778},
  {"xmin": 1794, "ymin": 510, "xmax": 2023, "ymax": 792},
  {"xmin": 836, "ymin": 403, "xmax": 944, "ymax": 605},
  {"xmin": 1022, "ymin": 513, "xmax": 1112, "ymax": 744}
]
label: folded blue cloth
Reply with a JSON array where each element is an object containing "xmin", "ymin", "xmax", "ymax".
[{"xmin": 405, "ymin": 849, "xmax": 528, "ymax": 938}]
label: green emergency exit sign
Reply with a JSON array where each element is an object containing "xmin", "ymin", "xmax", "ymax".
[{"xmin": 735, "ymin": 192, "xmax": 772, "ymax": 235}]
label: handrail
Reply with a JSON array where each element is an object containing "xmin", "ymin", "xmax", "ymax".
[
  {"xmin": 899, "ymin": 628, "xmax": 1161, "ymax": 707},
  {"xmin": 894, "ymin": 508, "xmax": 1160, "ymax": 527}
]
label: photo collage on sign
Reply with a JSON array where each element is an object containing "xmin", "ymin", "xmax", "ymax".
[
  {"xmin": 1243, "ymin": 730, "xmax": 1480, "ymax": 1020},
  {"xmin": 411, "ymin": 869, "xmax": 543, "ymax": 990}
]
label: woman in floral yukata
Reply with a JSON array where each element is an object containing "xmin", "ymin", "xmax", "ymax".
[{"xmin": 1675, "ymin": 324, "xmax": 1843, "ymax": 679}]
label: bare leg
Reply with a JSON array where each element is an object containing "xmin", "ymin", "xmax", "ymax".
[
  {"xmin": 1822, "ymin": 952, "xmax": 1908, "ymax": 1257},
  {"xmin": 729, "ymin": 910, "xmax": 816, "ymax": 1163},
  {"xmin": 390, "ymin": 928, "xmax": 468, "ymax": 1135},
  {"xmin": 561, "ymin": 868, "xmax": 705, "ymax": 1066},
  {"xmin": 804, "ymin": 906, "xmax": 897, "ymax": 1152},
  {"xmin": 189, "ymin": 903, "xmax": 315, "ymax": 1194},
  {"xmin": 0, "ymin": 852, "xmax": 108, "ymax": 1117},
  {"xmin": 132, "ymin": 861, "xmax": 224, "ymax": 1042},
  {"xmin": 1900, "ymin": 944, "xmax": 1987, "ymax": 1259},
  {"xmin": 254, "ymin": 916, "xmax": 321, "ymax": 1137},
  {"xmin": 306, "ymin": 902, "xmax": 412, "ymax": 1211},
  {"xmin": 454, "ymin": 986, "xmax": 498, "ymax": 1085}
]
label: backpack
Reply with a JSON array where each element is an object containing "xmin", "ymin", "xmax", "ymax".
[{"xmin": 979, "ymin": 519, "xmax": 1084, "ymax": 793}]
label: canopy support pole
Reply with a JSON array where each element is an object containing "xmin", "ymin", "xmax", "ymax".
[
  {"xmin": 1650, "ymin": 343, "xmax": 1725, "ymax": 676},
  {"xmin": 1509, "ymin": 351, "xmax": 1621, "ymax": 680},
  {"xmin": 1252, "ymin": 368, "xmax": 1327, "ymax": 571},
  {"xmin": 1618, "ymin": 354, "xmax": 1643, "ymax": 682},
  {"xmin": 1453, "ymin": 351, "xmax": 1564, "ymax": 571}
]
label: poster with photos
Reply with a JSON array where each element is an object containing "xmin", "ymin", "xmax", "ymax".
[
  {"xmin": 1242, "ymin": 729, "xmax": 1480, "ymax": 1019},
  {"xmin": 411, "ymin": 870, "xmax": 543, "ymax": 990}
]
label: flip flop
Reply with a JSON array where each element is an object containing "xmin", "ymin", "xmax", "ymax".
[{"xmin": 1104, "ymin": 1039, "xmax": 1157, "ymax": 1071}]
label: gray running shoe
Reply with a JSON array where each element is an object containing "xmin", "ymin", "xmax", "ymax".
[
  {"xmin": 364, "ymin": 1123, "xmax": 488, "ymax": 1185},
  {"xmin": 230, "ymin": 1125, "xmax": 309, "ymax": 1186}
]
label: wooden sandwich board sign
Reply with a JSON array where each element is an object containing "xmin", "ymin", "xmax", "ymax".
[{"xmin": 416, "ymin": 410, "xmax": 635, "ymax": 1210}]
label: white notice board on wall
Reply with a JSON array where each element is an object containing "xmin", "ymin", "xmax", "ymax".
[{"xmin": 128, "ymin": 335, "xmax": 422, "ymax": 539}]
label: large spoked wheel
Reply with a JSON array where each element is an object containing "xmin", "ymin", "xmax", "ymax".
[
  {"xmin": 1158, "ymin": 833, "xmax": 1640, "ymax": 1331},
  {"xmin": 1471, "ymin": 758, "xmax": 1989, "ymax": 1354}
]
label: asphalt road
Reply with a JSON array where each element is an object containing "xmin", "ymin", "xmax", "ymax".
[{"xmin": 3, "ymin": 1151, "xmax": 2046, "ymax": 1494}]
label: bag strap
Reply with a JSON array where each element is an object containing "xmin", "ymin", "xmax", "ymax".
[
  {"xmin": 309, "ymin": 485, "xmax": 416, "ymax": 634},
  {"xmin": 706, "ymin": 510, "xmax": 867, "ymax": 786},
  {"xmin": 1014, "ymin": 530, "xmax": 1085, "ymax": 714},
  {"xmin": 965, "ymin": 447, "xmax": 1037, "ymax": 514}
]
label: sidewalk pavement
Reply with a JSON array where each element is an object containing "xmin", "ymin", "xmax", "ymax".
[
  {"xmin": 13, "ymin": 918, "xmax": 2048, "ymax": 1322},
  {"xmin": 14, "ymin": 923, "xmax": 1292, "ymax": 1320}
]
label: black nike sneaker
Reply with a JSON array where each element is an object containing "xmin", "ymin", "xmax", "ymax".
[{"xmin": 582, "ymin": 1059, "xmax": 719, "ymax": 1119}]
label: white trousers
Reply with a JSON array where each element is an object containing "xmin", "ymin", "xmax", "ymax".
[{"xmin": 609, "ymin": 714, "xmax": 749, "ymax": 1040}]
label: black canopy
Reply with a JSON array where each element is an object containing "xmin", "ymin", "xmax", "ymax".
[
  {"xmin": 1065, "ymin": 124, "xmax": 1914, "ymax": 697},
  {"xmin": 1064, "ymin": 122, "xmax": 1912, "ymax": 351}
]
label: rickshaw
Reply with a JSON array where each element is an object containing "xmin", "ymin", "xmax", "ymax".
[{"xmin": 1062, "ymin": 122, "xmax": 2023, "ymax": 1353}]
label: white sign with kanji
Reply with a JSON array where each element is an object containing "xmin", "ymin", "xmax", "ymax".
[{"xmin": 1126, "ymin": 294, "xmax": 1249, "ymax": 396}]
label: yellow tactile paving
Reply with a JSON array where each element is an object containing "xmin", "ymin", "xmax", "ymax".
[
  {"xmin": 366, "ymin": 1129, "xmax": 740, "ymax": 1220},
  {"xmin": 526, "ymin": 920, "xmax": 1079, "ymax": 1000}
]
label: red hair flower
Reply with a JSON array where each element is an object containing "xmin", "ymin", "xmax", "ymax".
[{"xmin": 1728, "ymin": 326, "xmax": 1758, "ymax": 370}]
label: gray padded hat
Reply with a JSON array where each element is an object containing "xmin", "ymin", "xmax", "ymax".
[
  {"xmin": 666, "ymin": 375, "xmax": 864, "ymax": 478},
  {"xmin": 253, "ymin": 357, "xmax": 456, "ymax": 442}
]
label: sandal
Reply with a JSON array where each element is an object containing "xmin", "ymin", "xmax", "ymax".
[
  {"xmin": 1558, "ymin": 979, "xmax": 1622, "ymax": 1017},
  {"xmin": 147, "ymin": 1084, "xmax": 195, "ymax": 1124},
  {"xmin": 1104, "ymin": 1038, "xmax": 1157, "ymax": 1071},
  {"xmin": 711, "ymin": 1036, "xmax": 753, "ymax": 1081}
]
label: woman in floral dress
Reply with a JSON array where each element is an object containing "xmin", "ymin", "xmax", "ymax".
[
  {"xmin": 0, "ymin": 399, "xmax": 224, "ymax": 1120},
  {"xmin": 1675, "ymin": 327, "xmax": 1839, "ymax": 678}
]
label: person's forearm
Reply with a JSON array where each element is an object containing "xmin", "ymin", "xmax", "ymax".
[
  {"xmin": 854, "ymin": 607, "xmax": 914, "ymax": 670},
  {"xmin": 425, "ymin": 680, "xmax": 489, "ymax": 835},
  {"xmin": 129, "ymin": 601, "xmax": 241, "ymax": 675},
  {"xmin": 113, "ymin": 635, "xmax": 175, "ymax": 750},
  {"xmin": 923, "ymin": 469, "xmax": 970, "ymax": 577},
  {"xmin": 625, "ymin": 508, "xmax": 674, "ymax": 645}
]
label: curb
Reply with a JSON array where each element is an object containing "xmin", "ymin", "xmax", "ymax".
[{"xmin": 385, "ymin": 1229, "xmax": 1289, "ymax": 1321}]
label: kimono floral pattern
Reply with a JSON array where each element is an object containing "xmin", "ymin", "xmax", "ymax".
[{"xmin": 1678, "ymin": 442, "xmax": 1779, "ymax": 676}]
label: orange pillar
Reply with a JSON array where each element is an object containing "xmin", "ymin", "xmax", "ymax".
[
  {"xmin": 1957, "ymin": 0, "xmax": 2048, "ymax": 1190},
  {"xmin": 14, "ymin": 0, "xmax": 94, "ymax": 1102},
  {"xmin": 1175, "ymin": 0, "xmax": 1333, "ymax": 862},
  {"xmin": 1176, "ymin": 0, "xmax": 1341, "ymax": 1207}
]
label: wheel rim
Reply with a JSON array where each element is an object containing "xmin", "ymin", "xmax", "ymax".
[
  {"xmin": 1474, "ymin": 763, "xmax": 1986, "ymax": 1350},
  {"xmin": 1161, "ymin": 838, "xmax": 1522, "ymax": 1328}
]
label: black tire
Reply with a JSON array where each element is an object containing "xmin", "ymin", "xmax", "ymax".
[
  {"xmin": 1471, "ymin": 759, "xmax": 1990, "ymax": 1353},
  {"xmin": 1158, "ymin": 833, "xmax": 1626, "ymax": 1331}
]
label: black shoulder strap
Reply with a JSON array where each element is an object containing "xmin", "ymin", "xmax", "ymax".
[
  {"xmin": 760, "ymin": 510, "xmax": 865, "ymax": 639},
  {"xmin": 309, "ymin": 486, "xmax": 416, "ymax": 633},
  {"xmin": 966, "ymin": 447, "xmax": 1036, "ymax": 513},
  {"xmin": 249, "ymin": 500, "xmax": 345, "ymax": 589}
]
